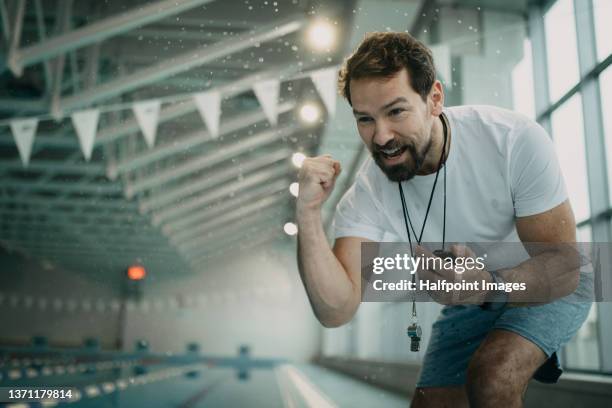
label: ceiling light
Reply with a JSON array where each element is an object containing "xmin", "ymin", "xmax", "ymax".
[
  {"xmin": 292, "ymin": 152, "xmax": 306, "ymax": 168},
  {"xmin": 284, "ymin": 222, "xmax": 298, "ymax": 236},
  {"xmin": 299, "ymin": 103, "xmax": 320, "ymax": 123},
  {"xmin": 306, "ymin": 20, "xmax": 336, "ymax": 52}
]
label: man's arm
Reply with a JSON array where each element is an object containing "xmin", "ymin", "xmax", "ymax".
[
  {"xmin": 297, "ymin": 228, "xmax": 366, "ymax": 327},
  {"xmin": 296, "ymin": 155, "xmax": 366, "ymax": 327},
  {"xmin": 498, "ymin": 199, "xmax": 581, "ymax": 305}
]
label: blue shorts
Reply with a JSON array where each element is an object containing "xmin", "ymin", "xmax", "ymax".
[{"xmin": 417, "ymin": 299, "xmax": 592, "ymax": 387}]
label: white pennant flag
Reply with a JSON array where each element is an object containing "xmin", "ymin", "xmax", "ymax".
[
  {"xmin": 253, "ymin": 79, "xmax": 280, "ymax": 126},
  {"xmin": 193, "ymin": 91, "xmax": 221, "ymax": 139},
  {"xmin": 10, "ymin": 118, "xmax": 38, "ymax": 166},
  {"xmin": 310, "ymin": 67, "xmax": 338, "ymax": 116},
  {"xmin": 71, "ymin": 109, "xmax": 100, "ymax": 161},
  {"xmin": 133, "ymin": 100, "xmax": 161, "ymax": 148}
]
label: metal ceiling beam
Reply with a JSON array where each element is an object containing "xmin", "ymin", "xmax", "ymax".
[
  {"xmin": 120, "ymin": 28, "xmax": 237, "ymax": 42},
  {"xmin": 114, "ymin": 100, "xmax": 295, "ymax": 181},
  {"xmin": 189, "ymin": 231, "xmax": 283, "ymax": 267},
  {"xmin": 0, "ymin": 98, "xmax": 47, "ymax": 113},
  {"xmin": 139, "ymin": 148, "xmax": 291, "ymax": 213},
  {"xmin": 7, "ymin": 0, "xmax": 25, "ymax": 68},
  {"xmin": 2, "ymin": 236, "xmax": 163, "ymax": 253},
  {"xmin": 56, "ymin": 15, "xmax": 306, "ymax": 114},
  {"xmin": 127, "ymin": 122, "xmax": 299, "ymax": 199},
  {"xmin": 161, "ymin": 176, "xmax": 291, "ymax": 235},
  {"xmin": 1, "ymin": 178, "xmax": 122, "ymax": 194},
  {"xmin": 0, "ymin": 0, "xmax": 9, "ymax": 43},
  {"xmin": 0, "ymin": 195, "xmax": 138, "ymax": 211},
  {"xmin": 0, "ymin": 221, "xmax": 158, "ymax": 238},
  {"xmin": 184, "ymin": 225, "xmax": 282, "ymax": 260},
  {"xmin": 10, "ymin": 246, "xmax": 177, "ymax": 261},
  {"xmin": 178, "ymin": 207, "xmax": 289, "ymax": 258},
  {"xmin": 49, "ymin": 0, "xmax": 73, "ymax": 116},
  {"xmin": 2, "ymin": 235, "xmax": 170, "ymax": 252},
  {"xmin": 156, "ymin": 17, "xmax": 254, "ymax": 30},
  {"xmin": 0, "ymin": 214, "xmax": 153, "ymax": 233},
  {"xmin": 33, "ymin": 0, "xmax": 52, "ymax": 94},
  {"xmin": 8, "ymin": 0, "xmax": 216, "ymax": 75},
  {"xmin": 1, "ymin": 200, "xmax": 115, "ymax": 257},
  {"xmin": 152, "ymin": 164, "xmax": 290, "ymax": 227},
  {"xmin": 0, "ymin": 208, "xmax": 145, "ymax": 225},
  {"xmin": 0, "ymin": 160, "xmax": 105, "ymax": 175},
  {"xmin": 180, "ymin": 209, "xmax": 285, "ymax": 251},
  {"xmin": 170, "ymin": 192, "xmax": 288, "ymax": 247}
]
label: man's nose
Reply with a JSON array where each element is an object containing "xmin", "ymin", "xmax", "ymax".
[{"xmin": 372, "ymin": 120, "xmax": 395, "ymax": 147}]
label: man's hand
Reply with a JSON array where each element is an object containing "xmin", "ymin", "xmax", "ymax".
[
  {"xmin": 297, "ymin": 155, "xmax": 342, "ymax": 213},
  {"xmin": 416, "ymin": 244, "xmax": 491, "ymax": 305}
]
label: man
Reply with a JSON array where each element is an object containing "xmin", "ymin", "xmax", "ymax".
[{"xmin": 296, "ymin": 32, "xmax": 591, "ymax": 407}]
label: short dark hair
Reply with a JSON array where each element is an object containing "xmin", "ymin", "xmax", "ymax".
[{"xmin": 338, "ymin": 32, "xmax": 436, "ymax": 104}]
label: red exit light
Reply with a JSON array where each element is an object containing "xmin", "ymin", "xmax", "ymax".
[{"xmin": 127, "ymin": 265, "xmax": 146, "ymax": 280}]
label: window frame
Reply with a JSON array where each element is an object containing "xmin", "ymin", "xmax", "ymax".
[{"xmin": 530, "ymin": 0, "xmax": 612, "ymax": 374}]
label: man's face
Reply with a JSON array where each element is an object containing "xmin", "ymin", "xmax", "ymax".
[{"xmin": 350, "ymin": 69, "xmax": 437, "ymax": 181}]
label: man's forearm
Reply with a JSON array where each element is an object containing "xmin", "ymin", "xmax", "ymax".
[
  {"xmin": 497, "ymin": 246, "xmax": 582, "ymax": 306},
  {"xmin": 297, "ymin": 207, "xmax": 358, "ymax": 327}
]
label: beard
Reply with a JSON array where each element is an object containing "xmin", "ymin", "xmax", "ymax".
[{"xmin": 371, "ymin": 138, "xmax": 431, "ymax": 182}]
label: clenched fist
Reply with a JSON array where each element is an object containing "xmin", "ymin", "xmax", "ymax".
[{"xmin": 297, "ymin": 154, "xmax": 342, "ymax": 212}]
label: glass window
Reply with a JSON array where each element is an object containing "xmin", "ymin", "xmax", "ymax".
[
  {"xmin": 512, "ymin": 39, "xmax": 536, "ymax": 118},
  {"xmin": 563, "ymin": 304, "xmax": 600, "ymax": 371},
  {"xmin": 550, "ymin": 93, "xmax": 591, "ymax": 222},
  {"xmin": 600, "ymin": 67, "xmax": 612, "ymax": 204},
  {"xmin": 544, "ymin": 0, "xmax": 580, "ymax": 102},
  {"xmin": 577, "ymin": 224, "xmax": 593, "ymax": 242},
  {"xmin": 593, "ymin": 0, "xmax": 612, "ymax": 62}
]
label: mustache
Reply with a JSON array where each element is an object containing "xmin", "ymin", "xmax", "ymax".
[
  {"xmin": 373, "ymin": 140, "xmax": 404, "ymax": 152},
  {"xmin": 372, "ymin": 140, "xmax": 418, "ymax": 159}
]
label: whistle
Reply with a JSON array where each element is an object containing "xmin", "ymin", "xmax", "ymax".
[{"xmin": 407, "ymin": 323, "xmax": 422, "ymax": 352}]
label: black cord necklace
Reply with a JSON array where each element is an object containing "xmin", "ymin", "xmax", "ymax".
[
  {"xmin": 398, "ymin": 113, "xmax": 449, "ymax": 257},
  {"xmin": 400, "ymin": 114, "xmax": 449, "ymax": 352}
]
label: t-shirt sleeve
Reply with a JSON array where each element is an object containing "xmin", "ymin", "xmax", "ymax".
[
  {"xmin": 509, "ymin": 121, "xmax": 568, "ymax": 217},
  {"xmin": 333, "ymin": 162, "xmax": 385, "ymax": 241}
]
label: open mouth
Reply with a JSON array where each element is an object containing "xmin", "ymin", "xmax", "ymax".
[{"xmin": 379, "ymin": 145, "xmax": 407, "ymax": 160}]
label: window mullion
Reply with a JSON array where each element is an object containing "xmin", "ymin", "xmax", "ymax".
[{"xmin": 574, "ymin": 0, "xmax": 612, "ymax": 373}]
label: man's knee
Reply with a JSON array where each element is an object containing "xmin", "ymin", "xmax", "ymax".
[
  {"xmin": 465, "ymin": 330, "xmax": 545, "ymax": 406},
  {"xmin": 466, "ymin": 352, "xmax": 529, "ymax": 407},
  {"xmin": 466, "ymin": 357, "xmax": 519, "ymax": 404},
  {"xmin": 410, "ymin": 386, "xmax": 468, "ymax": 408}
]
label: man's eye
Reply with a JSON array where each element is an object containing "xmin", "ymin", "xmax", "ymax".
[
  {"xmin": 389, "ymin": 108, "xmax": 405, "ymax": 116},
  {"xmin": 358, "ymin": 117, "xmax": 373, "ymax": 123}
]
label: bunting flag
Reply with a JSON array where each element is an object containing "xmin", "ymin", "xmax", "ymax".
[
  {"xmin": 309, "ymin": 67, "xmax": 337, "ymax": 116},
  {"xmin": 133, "ymin": 100, "xmax": 161, "ymax": 148},
  {"xmin": 2, "ymin": 65, "xmax": 339, "ymax": 163},
  {"xmin": 193, "ymin": 91, "xmax": 221, "ymax": 139},
  {"xmin": 71, "ymin": 109, "xmax": 100, "ymax": 161},
  {"xmin": 253, "ymin": 79, "xmax": 280, "ymax": 126},
  {"xmin": 10, "ymin": 118, "xmax": 38, "ymax": 166},
  {"xmin": 430, "ymin": 44, "xmax": 452, "ymax": 90}
]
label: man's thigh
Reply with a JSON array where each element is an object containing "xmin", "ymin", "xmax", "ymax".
[
  {"xmin": 467, "ymin": 329, "xmax": 547, "ymax": 391},
  {"xmin": 417, "ymin": 305, "xmax": 499, "ymax": 387},
  {"xmin": 410, "ymin": 386, "xmax": 468, "ymax": 408}
]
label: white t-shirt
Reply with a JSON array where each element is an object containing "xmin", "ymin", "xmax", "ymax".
[{"xmin": 333, "ymin": 105, "xmax": 567, "ymax": 270}]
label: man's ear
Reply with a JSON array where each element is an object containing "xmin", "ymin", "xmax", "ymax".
[{"xmin": 429, "ymin": 80, "xmax": 445, "ymax": 116}]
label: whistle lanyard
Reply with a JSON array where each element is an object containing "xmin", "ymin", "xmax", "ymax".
[{"xmin": 398, "ymin": 114, "xmax": 448, "ymax": 320}]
